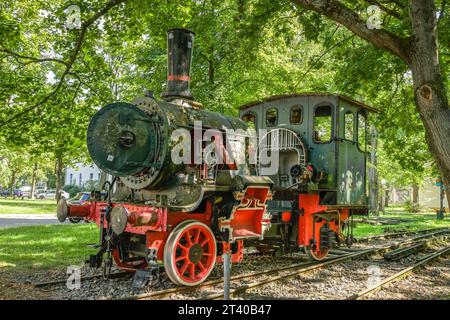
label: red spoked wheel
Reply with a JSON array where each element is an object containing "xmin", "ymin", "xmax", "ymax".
[
  {"xmin": 306, "ymin": 246, "xmax": 330, "ymax": 261},
  {"xmin": 164, "ymin": 220, "xmax": 217, "ymax": 286}
]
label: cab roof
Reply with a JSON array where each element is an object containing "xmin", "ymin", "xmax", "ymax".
[{"xmin": 239, "ymin": 93, "xmax": 379, "ymax": 113}]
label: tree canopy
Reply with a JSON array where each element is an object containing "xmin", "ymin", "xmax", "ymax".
[{"xmin": 0, "ymin": 0, "xmax": 448, "ymax": 205}]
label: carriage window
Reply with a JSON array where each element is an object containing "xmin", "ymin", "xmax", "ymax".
[
  {"xmin": 344, "ymin": 111, "xmax": 354, "ymax": 141},
  {"xmin": 242, "ymin": 112, "xmax": 256, "ymax": 129},
  {"xmin": 290, "ymin": 105, "xmax": 303, "ymax": 124},
  {"xmin": 313, "ymin": 105, "xmax": 332, "ymax": 143},
  {"xmin": 266, "ymin": 107, "xmax": 278, "ymax": 127},
  {"xmin": 358, "ymin": 111, "xmax": 367, "ymax": 151}
]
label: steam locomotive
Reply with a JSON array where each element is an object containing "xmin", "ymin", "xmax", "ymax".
[{"xmin": 57, "ymin": 28, "xmax": 374, "ymax": 287}]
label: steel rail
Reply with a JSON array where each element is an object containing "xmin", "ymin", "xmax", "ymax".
[
  {"xmin": 347, "ymin": 245, "xmax": 450, "ymax": 300},
  {"xmin": 383, "ymin": 241, "xmax": 426, "ymax": 261},
  {"xmin": 202, "ymin": 230, "xmax": 450, "ymax": 300},
  {"xmin": 203, "ymin": 248, "xmax": 377, "ymax": 300},
  {"xmin": 355, "ymin": 227, "xmax": 448, "ymax": 243},
  {"xmin": 127, "ymin": 259, "xmax": 328, "ymax": 300},
  {"xmin": 33, "ymin": 271, "xmax": 132, "ymax": 288},
  {"xmin": 33, "ymin": 251, "xmax": 277, "ymax": 290}
]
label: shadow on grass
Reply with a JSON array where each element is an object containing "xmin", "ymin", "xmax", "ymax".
[{"xmin": 0, "ymin": 224, "xmax": 98, "ymax": 270}]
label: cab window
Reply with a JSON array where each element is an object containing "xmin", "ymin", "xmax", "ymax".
[
  {"xmin": 313, "ymin": 105, "xmax": 333, "ymax": 143},
  {"xmin": 344, "ymin": 111, "xmax": 354, "ymax": 141},
  {"xmin": 242, "ymin": 112, "xmax": 257, "ymax": 129},
  {"xmin": 266, "ymin": 107, "xmax": 278, "ymax": 127},
  {"xmin": 290, "ymin": 105, "xmax": 303, "ymax": 124},
  {"xmin": 357, "ymin": 111, "xmax": 367, "ymax": 151}
]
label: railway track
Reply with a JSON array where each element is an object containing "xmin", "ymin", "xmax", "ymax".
[
  {"xmin": 33, "ymin": 271, "xmax": 133, "ymax": 288},
  {"xmin": 355, "ymin": 227, "xmax": 449, "ymax": 243},
  {"xmin": 32, "ymin": 252, "xmax": 276, "ymax": 289},
  {"xmin": 33, "ymin": 228, "xmax": 449, "ymax": 297},
  {"xmin": 347, "ymin": 244, "xmax": 450, "ymax": 300},
  {"xmin": 123, "ymin": 228, "xmax": 449, "ymax": 300},
  {"xmin": 383, "ymin": 241, "xmax": 427, "ymax": 261}
]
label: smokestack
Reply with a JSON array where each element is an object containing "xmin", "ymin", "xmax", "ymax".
[{"xmin": 162, "ymin": 28, "xmax": 194, "ymax": 100}]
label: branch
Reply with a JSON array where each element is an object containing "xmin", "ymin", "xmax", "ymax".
[
  {"xmin": 0, "ymin": 0, "xmax": 127, "ymax": 129},
  {"xmin": 294, "ymin": 34, "xmax": 356, "ymax": 89},
  {"xmin": 0, "ymin": 45, "xmax": 68, "ymax": 66},
  {"xmin": 66, "ymin": 72, "xmax": 109, "ymax": 104},
  {"xmin": 291, "ymin": 0, "xmax": 411, "ymax": 63},
  {"xmin": 384, "ymin": 0, "xmax": 406, "ymax": 9}
]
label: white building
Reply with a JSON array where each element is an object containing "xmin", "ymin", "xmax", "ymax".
[
  {"xmin": 65, "ymin": 163, "xmax": 101, "ymax": 186},
  {"xmin": 419, "ymin": 179, "xmax": 448, "ymax": 212}
]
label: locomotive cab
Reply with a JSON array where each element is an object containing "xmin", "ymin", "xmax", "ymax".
[{"xmin": 239, "ymin": 93, "xmax": 377, "ymax": 258}]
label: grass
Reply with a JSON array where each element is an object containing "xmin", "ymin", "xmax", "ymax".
[
  {"xmin": 0, "ymin": 224, "xmax": 97, "ymax": 270},
  {"xmin": 352, "ymin": 206, "xmax": 450, "ymax": 237},
  {"xmin": 0, "ymin": 198, "xmax": 57, "ymax": 214}
]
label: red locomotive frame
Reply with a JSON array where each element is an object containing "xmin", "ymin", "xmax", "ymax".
[{"xmin": 62, "ymin": 187, "xmax": 350, "ymax": 285}]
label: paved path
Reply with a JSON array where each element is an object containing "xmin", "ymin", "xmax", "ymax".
[{"xmin": 0, "ymin": 214, "xmax": 68, "ymax": 229}]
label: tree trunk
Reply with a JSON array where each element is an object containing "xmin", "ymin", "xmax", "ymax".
[
  {"xmin": 55, "ymin": 155, "xmax": 63, "ymax": 203},
  {"xmin": 412, "ymin": 183, "xmax": 419, "ymax": 204},
  {"xmin": 409, "ymin": 0, "xmax": 450, "ymax": 210},
  {"xmin": 9, "ymin": 170, "xmax": 16, "ymax": 199},
  {"xmin": 30, "ymin": 161, "xmax": 38, "ymax": 200},
  {"xmin": 379, "ymin": 180, "xmax": 385, "ymax": 214},
  {"xmin": 368, "ymin": 125, "xmax": 379, "ymax": 215},
  {"xmin": 385, "ymin": 189, "xmax": 390, "ymax": 207},
  {"xmin": 289, "ymin": 0, "xmax": 450, "ymax": 209}
]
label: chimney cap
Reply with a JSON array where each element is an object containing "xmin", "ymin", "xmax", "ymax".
[{"xmin": 167, "ymin": 28, "xmax": 195, "ymax": 35}]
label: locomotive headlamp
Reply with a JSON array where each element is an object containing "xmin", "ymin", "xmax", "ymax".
[{"xmin": 111, "ymin": 206, "xmax": 128, "ymax": 235}]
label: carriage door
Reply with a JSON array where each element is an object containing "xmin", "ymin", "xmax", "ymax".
[{"xmin": 337, "ymin": 106, "xmax": 366, "ymax": 205}]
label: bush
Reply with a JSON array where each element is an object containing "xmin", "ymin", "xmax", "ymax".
[
  {"xmin": 404, "ymin": 200, "xmax": 421, "ymax": 213},
  {"xmin": 62, "ymin": 185, "xmax": 82, "ymax": 198},
  {"xmin": 83, "ymin": 179, "xmax": 100, "ymax": 191}
]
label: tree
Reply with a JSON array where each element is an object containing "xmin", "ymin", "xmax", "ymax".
[
  {"xmin": 288, "ymin": 0, "xmax": 450, "ymax": 208},
  {"xmin": 1, "ymin": 0, "xmax": 447, "ymax": 210}
]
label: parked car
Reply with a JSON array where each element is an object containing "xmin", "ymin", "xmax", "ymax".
[
  {"xmin": 68, "ymin": 192, "xmax": 91, "ymax": 205},
  {"xmin": 38, "ymin": 189, "xmax": 69, "ymax": 200},
  {"xmin": 20, "ymin": 186, "xmax": 32, "ymax": 199},
  {"xmin": 34, "ymin": 188, "xmax": 46, "ymax": 198},
  {"xmin": 0, "ymin": 189, "xmax": 24, "ymax": 199}
]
